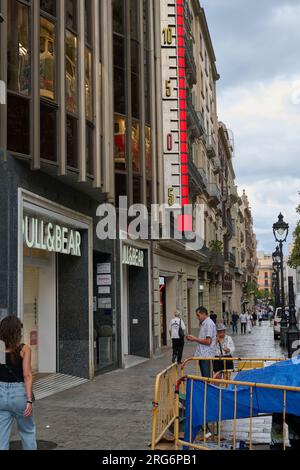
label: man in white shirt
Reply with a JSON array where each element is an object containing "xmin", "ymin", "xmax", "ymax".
[
  {"xmin": 187, "ymin": 306, "xmax": 216, "ymax": 378},
  {"xmin": 169, "ymin": 312, "xmax": 186, "ymax": 364},
  {"xmin": 240, "ymin": 312, "xmax": 247, "ymax": 335}
]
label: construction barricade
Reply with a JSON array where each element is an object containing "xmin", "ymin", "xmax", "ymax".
[{"xmin": 151, "ymin": 357, "xmax": 287, "ymax": 450}]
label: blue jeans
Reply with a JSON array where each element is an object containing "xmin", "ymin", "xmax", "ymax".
[
  {"xmin": 0, "ymin": 382, "xmax": 37, "ymax": 450},
  {"xmin": 199, "ymin": 360, "xmax": 213, "ymax": 378}
]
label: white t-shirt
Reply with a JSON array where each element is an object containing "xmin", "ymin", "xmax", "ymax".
[
  {"xmin": 169, "ymin": 318, "xmax": 186, "ymax": 339},
  {"xmin": 240, "ymin": 313, "xmax": 247, "ymax": 323}
]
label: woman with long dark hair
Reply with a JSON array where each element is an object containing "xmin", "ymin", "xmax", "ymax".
[{"xmin": 0, "ymin": 316, "xmax": 37, "ymax": 450}]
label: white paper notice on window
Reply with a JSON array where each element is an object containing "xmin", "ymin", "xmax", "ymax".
[
  {"xmin": 97, "ymin": 274, "xmax": 112, "ymax": 286},
  {"xmin": 97, "ymin": 263, "xmax": 111, "ymax": 274}
]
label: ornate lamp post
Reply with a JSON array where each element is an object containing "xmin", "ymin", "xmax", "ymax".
[
  {"xmin": 272, "ymin": 263, "xmax": 280, "ymax": 309},
  {"xmin": 272, "ymin": 214, "xmax": 289, "ymax": 347}
]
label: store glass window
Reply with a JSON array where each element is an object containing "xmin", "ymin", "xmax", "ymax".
[
  {"xmin": 7, "ymin": 94, "xmax": 30, "ymax": 155},
  {"xmin": 66, "ymin": 30, "xmax": 78, "ymax": 114},
  {"xmin": 66, "ymin": 114, "xmax": 78, "ymax": 168},
  {"xmin": 85, "ymin": 47, "xmax": 93, "ymax": 121},
  {"xmin": 40, "ymin": 0, "xmax": 56, "ymax": 17},
  {"xmin": 66, "ymin": 0, "xmax": 77, "ymax": 31},
  {"xmin": 40, "ymin": 102, "xmax": 57, "ymax": 161},
  {"xmin": 7, "ymin": 0, "xmax": 31, "ymax": 95},
  {"xmin": 114, "ymin": 115, "xmax": 126, "ymax": 171},
  {"xmin": 40, "ymin": 17, "xmax": 56, "ymax": 101},
  {"xmin": 146, "ymin": 180, "xmax": 152, "ymax": 211},
  {"xmin": 131, "ymin": 122, "xmax": 140, "ymax": 173}
]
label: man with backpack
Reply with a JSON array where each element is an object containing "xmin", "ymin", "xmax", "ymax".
[{"xmin": 169, "ymin": 311, "xmax": 186, "ymax": 364}]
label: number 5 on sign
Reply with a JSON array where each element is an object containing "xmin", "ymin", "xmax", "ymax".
[
  {"xmin": 168, "ymin": 188, "xmax": 174, "ymax": 207},
  {"xmin": 165, "ymin": 80, "xmax": 171, "ymax": 97}
]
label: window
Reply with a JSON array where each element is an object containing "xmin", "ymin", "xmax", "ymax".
[
  {"xmin": 66, "ymin": 0, "xmax": 77, "ymax": 31},
  {"xmin": 131, "ymin": 40, "xmax": 140, "ymax": 119},
  {"xmin": 66, "ymin": 30, "xmax": 78, "ymax": 114},
  {"xmin": 7, "ymin": 0, "xmax": 31, "ymax": 95},
  {"xmin": 130, "ymin": 0, "xmax": 139, "ymax": 40},
  {"xmin": 66, "ymin": 114, "xmax": 78, "ymax": 168},
  {"xmin": 114, "ymin": 115, "xmax": 126, "ymax": 171},
  {"xmin": 85, "ymin": 47, "xmax": 92, "ymax": 121},
  {"xmin": 7, "ymin": 94, "xmax": 30, "ymax": 155},
  {"xmin": 86, "ymin": 123, "xmax": 94, "ymax": 176},
  {"xmin": 40, "ymin": 102, "xmax": 57, "ymax": 161},
  {"xmin": 145, "ymin": 126, "xmax": 152, "ymax": 178},
  {"xmin": 40, "ymin": 0, "xmax": 56, "ymax": 17},
  {"xmin": 131, "ymin": 122, "xmax": 140, "ymax": 173},
  {"xmin": 115, "ymin": 173, "xmax": 127, "ymax": 202},
  {"xmin": 85, "ymin": 0, "xmax": 92, "ymax": 45},
  {"xmin": 133, "ymin": 176, "xmax": 141, "ymax": 204},
  {"xmin": 113, "ymin": 34, "xmax": 126, "ymax": 115},
  {"xmin": 40, "ymin": 17, "xmax": 56, "ymax": 101},
  {"xmin": 265, "ymin": 272, "xmax": 268, "ymax": 279},
  {"xmin": 113, "ymin": 0, "xmax": 125, "ymax": 35}
]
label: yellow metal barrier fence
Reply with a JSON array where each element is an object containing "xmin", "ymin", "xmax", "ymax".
[
  {"xmin": 174, "ymin": 374, "xmax": 300, "ymax": 451},
  {"xmin": 151, "ymin": 357, "xmax": 285, "ymax": 450},
  {"xmin": 151, "ymin": 362, "xmax": 178, "ymax": 450}
]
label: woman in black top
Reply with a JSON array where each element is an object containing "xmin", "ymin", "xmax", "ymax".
[{"xmin": 0, "ymin": 316, "xmax": 37, "ymax": 450}]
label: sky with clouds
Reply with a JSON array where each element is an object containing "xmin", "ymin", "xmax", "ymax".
[{"xmin": 201, "ymin": 0, "xmax": 300, "ymax": 254}]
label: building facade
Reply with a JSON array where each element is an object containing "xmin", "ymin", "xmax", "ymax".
[
  {"xmin": 257, "ymin": 251, "xmax": 273, "ymax": 296},
  {"xmin": 0, "ymin": 0, "xmax": 258, "ymax": 375}
]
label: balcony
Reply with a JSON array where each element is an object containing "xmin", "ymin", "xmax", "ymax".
[
  {"xmin": 188, "ymin": 158, "xmax": 207, "ymax": 195},
  {"xmin": 212, "ymin": 157, "xmax": 221, "ymax": 174},
  {"xmin": 227, "ymin": 252, "xmax": 236, "ymax": 268},
  {"xmin": 187, "ymin": 94, "xmax": 205, "ymax": 139},
  {"xmin": 206, "ymin": 134, "xmax": 217, "ymax": 159},
  {"xmin": 208, "ymin": 183, "xmax": 221, "ymax": 208},
  {"xmin": 210, "ymin": 252, "xmax": 225, "ymax": 272},
  {"xmin": 185, "ymin": 38, "xmax": 197, "ymax": 86},
  {"xmin": 226, "ymin": 217, "xmax": 235, "ymax": 237},
  {"xmin": 229, "ymin": 185, "xmax": 239, "ymax": 204}
]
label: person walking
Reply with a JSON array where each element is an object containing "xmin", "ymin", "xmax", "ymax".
[
  {"xmin": 246, "ymin": 311, "xmax": 253, "ymax": 334},
  {"xmin": 187, "ymin": 307, "xmax": 216, "ymax": 378},
  {"xmin": 258, "ymin": 310, "xmax": 263, "ymax": 327},
  {"xmin": 0, "ymin": 316, "xmax": 37, "ymax": 450},
  {"xmin": 210, "ymin": 311, "xmax": 217, "ymax": 325},
  {"xmin": 169, "ymin": 311, "xmax": 186, "ymax": 364},
  {"xmin": 231, "ymin": 312, "xmax": 239, "ymax": 335},
  {"xmin": 252, "ymin": 311, "xmax": 257, "ymax": 326},
  {"xmin": 240, "ymin": 312, "xmax": 247, "ymax": 335}
]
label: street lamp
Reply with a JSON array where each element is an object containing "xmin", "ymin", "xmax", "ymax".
[{"xmin": 272, "ymin": 214, "xmax": 289, "ymax": 347}]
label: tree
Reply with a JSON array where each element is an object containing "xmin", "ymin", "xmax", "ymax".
[{"xmin": 288, "ymin": 198, "xmax": 300, "ymax": 269}]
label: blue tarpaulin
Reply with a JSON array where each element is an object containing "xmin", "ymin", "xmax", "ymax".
[{"xmin": 184, "ymin": 358, "xmax": 300, "ymax": 443}]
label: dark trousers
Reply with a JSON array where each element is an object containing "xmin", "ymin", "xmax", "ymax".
[
  {"xmin": 232, "ymin": 321, "xmax": 238, "ymax": 334},
  {"xmin": 172, "ymin": 339, "xmax": 184, "ymax": 363},
  {"xmin": 199, "ymin": 360, "xmax": 213, "ymax": 378},
  {"xmin": 241, "ymin": 323, "xmax": 246, "ymax": 335}
]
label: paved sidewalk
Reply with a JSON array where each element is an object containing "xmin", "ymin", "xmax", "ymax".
[{"xmin": 11, "ymin": 322, "xmax": 285, "ymax": 450}]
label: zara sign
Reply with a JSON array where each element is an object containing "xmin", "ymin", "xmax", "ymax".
[{"xmin": 23, "ymin": 216, "xmax": 81, "ymax": 257}]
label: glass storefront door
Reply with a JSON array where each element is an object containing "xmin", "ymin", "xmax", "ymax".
[{"xmin": 23, "ymin": 267, "xmax": 39, "ymax": 372}]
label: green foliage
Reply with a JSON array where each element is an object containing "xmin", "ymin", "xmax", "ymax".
[
  {"xmin": 209, "ymin": 240, "xmax": 223, "ymax": 254},
  {"xmin": 288, "ymin": 199, "xmax": 300, "ymax": 269}
]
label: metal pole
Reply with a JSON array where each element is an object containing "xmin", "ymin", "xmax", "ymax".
[
  {"xmin": 287, "ymin": 276, "xmax": 299, "ymax": 358},
  {"xmin": 279, "ymin": 241, "xmax": 288, "ymax": 347}
]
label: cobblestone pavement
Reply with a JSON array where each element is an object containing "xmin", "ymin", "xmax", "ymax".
[{"xmin": 11, "ymin": 322, "xmax": 285, "ymax": 450}]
